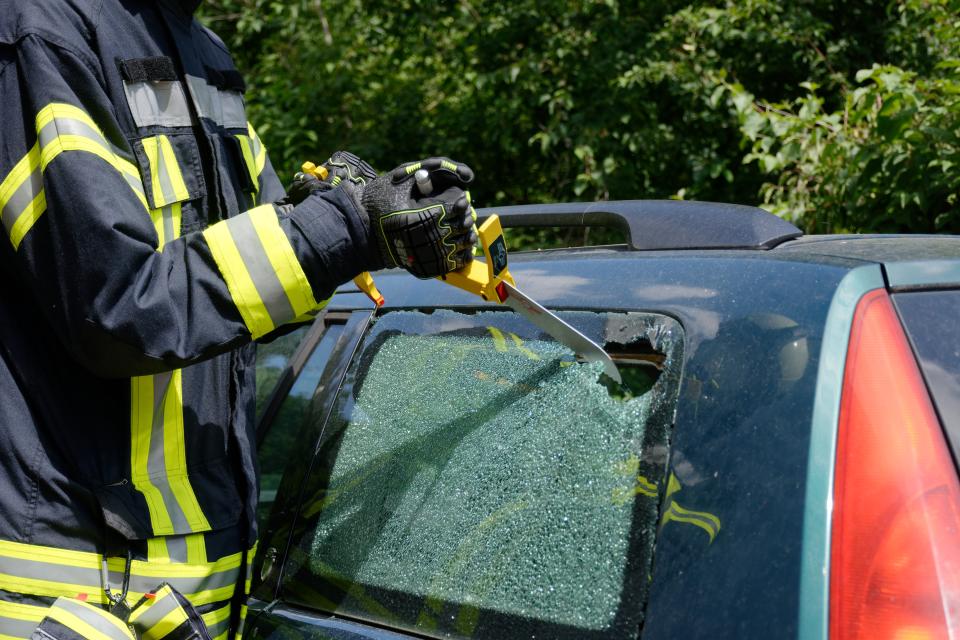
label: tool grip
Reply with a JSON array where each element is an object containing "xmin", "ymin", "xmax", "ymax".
[
  {"xmin": 302, "ymin": 161, "xmax": 513, "ymax": 305},
  {"xmin": 439, "ymin": 214, "xmax": 515, "ymax": 302}
]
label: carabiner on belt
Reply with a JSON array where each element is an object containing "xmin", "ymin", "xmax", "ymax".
[{"xmin": 102, "ymin": 549, "xmax": 133, "ymax": 621}]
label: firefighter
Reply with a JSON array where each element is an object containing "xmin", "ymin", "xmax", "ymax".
[{"xmin": 0, "ymin": 1, "xmax": 477, "ymax": 638}]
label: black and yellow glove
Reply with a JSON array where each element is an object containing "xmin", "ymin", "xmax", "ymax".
[
  {"xmin": 348, "ymin": 157, "xmax": 477, "ymax": 278},
  {"xmin": 278, "ymin": 150, "xmax": 377, "ymax": 208}
]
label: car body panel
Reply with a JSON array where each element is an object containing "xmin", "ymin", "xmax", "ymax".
[
  {"xmin": 249, "ymin": 231, "xmax": 960, "ymax": 640},
  {"xmin": 797, "ymin": 265, "xmax": 886, "ymax": 640},
  {"xmin": 251, "ymin": 603, "xmax": 410, "ymax": 640}
]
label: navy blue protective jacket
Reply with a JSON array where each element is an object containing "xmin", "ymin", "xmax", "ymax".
[{"xmin": 0, "ymin": 0, "xmax": 370, "ymax": 632}]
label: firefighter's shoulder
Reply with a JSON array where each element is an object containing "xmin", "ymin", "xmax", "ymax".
[{"xmin": 0, "ymin": 0, "xmax": 97, "ymax": 48}]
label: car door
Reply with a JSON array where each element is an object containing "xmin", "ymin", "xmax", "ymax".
[{"xmin": 247, "ymin": 305, "xmax": 685, "ymax": 640}]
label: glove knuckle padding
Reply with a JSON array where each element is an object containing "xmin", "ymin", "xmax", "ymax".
[
  {"xmin": 379, "ymin": 204, "xmax": 457, "ymax": 278},
  {"xmin": 358, "ymin": 159, "xmax": 478, "ymax": 278},
  {"xmin": 327, "ymin": 150, "xmax": 378, "ymax": 185}
]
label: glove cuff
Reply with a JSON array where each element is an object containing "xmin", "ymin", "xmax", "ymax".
[{"xmin": 288, "ymin": 188, "xmax": 380, "ymax": 291}]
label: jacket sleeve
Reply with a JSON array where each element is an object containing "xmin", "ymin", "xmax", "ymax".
[{"xmin": 0, "ymin": 34, "xmax": 372, "ymax": 377}]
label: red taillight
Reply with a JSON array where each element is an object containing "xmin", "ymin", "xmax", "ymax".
[{"xmin": 831, "ymin": 289, "xmax": 960, "ymax": 639}]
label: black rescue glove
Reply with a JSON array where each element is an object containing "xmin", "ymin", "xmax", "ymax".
[
  {"xmin": 277, "ymin": 151, "xmax": 378, "ymax": 208},
  {"xmin": 347, "ymin": 157, "xmax": 477, "ymax": 278}
]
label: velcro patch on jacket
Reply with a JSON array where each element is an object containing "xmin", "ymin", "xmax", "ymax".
[{"xmin": 118, "ymin": 57, "xmax": 178, "ymax": 83}]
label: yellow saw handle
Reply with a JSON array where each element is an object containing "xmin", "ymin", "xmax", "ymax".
[
  {"xmin": 437, "ymin": 214, "xmax": 516, "ymax": 302},
  {"xmin": 302, "ymin": 161, "xmax": 512, "ymax": 305}
]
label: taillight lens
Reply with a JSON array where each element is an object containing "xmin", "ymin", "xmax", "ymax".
[{"xmin": 831, "ymin": 289, "xmax": 960, "ymax": 639}]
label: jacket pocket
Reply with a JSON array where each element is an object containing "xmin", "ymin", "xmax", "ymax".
[
  {"xmin": 132, "ymin": 134, "xmax": 207, "ymax": 246},
  {"xmin": 118, "ymin": 369, "xmax": 243, "ymax": 540}
]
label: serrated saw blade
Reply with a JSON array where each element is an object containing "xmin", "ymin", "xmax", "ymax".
[{"xmin": 500, "ymin": 281, "xmax": 622, "ymax": 383}]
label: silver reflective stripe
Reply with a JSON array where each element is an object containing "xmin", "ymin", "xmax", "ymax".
[
  {"xmin": 1, "ymin": 166, "xmax": 42, "ymax": 237},
  {"xmin": 161, "ymin": 205, "xmax": 177, "ymax": 245},
  {"xmin": 164, "ymin": 535, "xmax": 188, "ymax": 564},
  {"xmin": 132, "ymin": 590, "xmax": 181, "ymax": 632},
  {"xmin": 0, "ymin": 554, "xmax": 95, "ymax": 587},
  {"xmin": 35, "ymin": 116, "xmax": 141, "ymax": 193},
  {"xmin": 0, "ymin": 614, "xmax": 38, "ymax": 638},
  {"xmin": 147, "ymin": 372, "xmax": 193, "ymax": 534},
  {"xmin": 205, "ymin": 616, "xmax": 230, "ymax": 640},
  {"xmin": 123, "ymin": 567, "xmax": 240, "ymax": 597},
  {"xmin": 249, "ymin": 130, "xmax": 263, "ymax": 164},
  {"xmin": 36, "ymin": 116, "xmax": 106, "ymax": 151},
  {"xmin": 221, "ymin": 91, "xmax": 246, "ymax": 130},
  {"xmin": 123, "ymin": 81, "xmax": 193, "ymax": 128},
  {"xmin": 185, "ymin": 76, "xmax": 246, "ymax": 129},
  {"xmin": 225, "ymin": 214, "xmax": 295, "ymax": 326},
  {"xmin": 0, "ymin": 553, "xmax": 241, "ymax": 597},
  {"xmin": 49, "ymin": 598, "xmax": 132, "ymax": 640},
  {"xmin": 153, "ymin": 148, "xmax": 178, "ymax": 206},
  {"xmin": 123, "ymin": 171, "xmax": 147, "ymax": 203}
]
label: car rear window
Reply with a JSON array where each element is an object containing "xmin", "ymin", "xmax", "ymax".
[
  {"xmin": 280, "ymin": 309, "xmax": 684, "ymax": 639},
  {"xmin": 893, "ymin": 289, "xmax": 960, "ymax": 465}
]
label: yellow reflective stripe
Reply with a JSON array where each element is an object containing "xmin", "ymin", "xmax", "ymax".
[
  {"xmin": 131, "ymin": 375, "xmax": 175, "ymax": 535},
  {"xmin": 145, "ymin": 603, "xmax": 188, "ymax": 640},
  {"xmin": 0, "ymin": 539, "xmax": 247, "ymax": 607},
  {"xmin": 131, "ymin": 371, "xmax": 210, "ymax": 536},
  {"xmin": 248, "ymin": 205, "xmax": 317, "ymax": 314},
  {"xmin": 129, "ymin": 585, "xmax": 189, "ymax": 640},
  {"xmin": 186, "ymin": 533, "xmax": 207, "ymax": 566},
  {"xmin": 151, "ymin": 202, "xmax": 182, "ymax": 249},
  {"xmin": 235, "ymin": 135, "xmax": 259, "ymax": 193},
  {"xmin": 201, "ymin": 605, "xmax": 231, "ymax": 640},
  {"xmin": 146, "ymin": 538, "xmax": 171, "ymax": 564},
  {"xmin": 0, "ymin": 600, "xmax": 46, "ymax": 623},
  {"xmin": 9, "ymin": 190, "xmax": 46, "ymax": 251},
  {"xmin": 204, "ymin": 205, "xmax": 318, "ymax": 339},
  {"xmin": 233, "ymin": 605, "xmax": 248, "ymax": 640},
  {"xmin": 0, "ymin": 144, "xmax": 42, "ymax": 249},
  {"xmin": 142, "ymin": 135, "xmax": 189, "ymax": 208},
  {"xmin": 204, "ymin": 216, "xmax": 272, "ymax": 337},
  {"xmin": 0, "ymin": 103, "xmax": 148, "ymax": 249},
  {"xmin": 0, "ymin": 598, "xmax": 48, "ymax": 640},
  {"xmin": 35, "ymin": 104, "xmax": 145, "ymax": 209},
  {"xmin": 146, "ymin": 532, "xmax": 205, "ymax": 566},
  {"xmin": 163, "ymin": 370, "xmax": 210, "ymax": 533},
  {"xmin": 247, "ymin": 123, "xmax": 266, "ymax": 176},
  {"xmin": 46, "ymin": 598, "xmax": 134, "ymax": 640}
]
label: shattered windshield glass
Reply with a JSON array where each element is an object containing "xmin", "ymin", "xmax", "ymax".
[{"xmin": 282, "ymin": 310, "xmax": 684, "ymax": 639}]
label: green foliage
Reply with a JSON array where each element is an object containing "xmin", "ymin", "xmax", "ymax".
[
  {"xmin": 725, "ymin": 1, "xmax": 960, "ymax": 232},
  {"xmin": 200, "ymin": 0, "xmax": 960, "ymax": 236}
]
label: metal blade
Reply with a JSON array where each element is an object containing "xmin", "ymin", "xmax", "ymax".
[{"xmin": 501, "ymin": 281, "xmax": 622, "ymax": 383}]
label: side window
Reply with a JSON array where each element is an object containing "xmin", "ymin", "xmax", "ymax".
[
  {"xmin": 256, "ymin": 320, "xmax": 345, "ymax": 526},
  {"xmin": 255, "ymin": 325, "xmax": 311, "ymax": 421},
  {"xmin": 279, "ymin": 309, "xmax": 684, "ymax": 639}
]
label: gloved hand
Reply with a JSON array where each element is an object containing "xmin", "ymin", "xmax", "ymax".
[
  {"xmin": 278, "ymin": 150, "xmax": 378, "ymax": 208},
  {"xmin": 346, "ymin": 157, "xmax": 477, "ymax": 278}
]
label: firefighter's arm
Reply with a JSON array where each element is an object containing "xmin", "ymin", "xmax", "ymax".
[{"xmin": 0, "ymin": 35, "xmax": 372, "ymax": 377}]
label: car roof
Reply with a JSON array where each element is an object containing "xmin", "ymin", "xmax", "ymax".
[{"xmin": 330, "ymin": 200, "xmax": 960, "ymax": 312}]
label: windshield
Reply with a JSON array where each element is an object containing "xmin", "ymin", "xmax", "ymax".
[{"xmin": 281, "ymin": 309, "xmax": 684, "ymax": 639}]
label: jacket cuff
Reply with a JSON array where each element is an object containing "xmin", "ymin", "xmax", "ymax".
[{"xmin": 286, "ymin": 186, "xmax": 372, "ymax": 299}]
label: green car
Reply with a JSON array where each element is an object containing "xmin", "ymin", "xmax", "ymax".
[{"xmin": 247, "ymin": 201, "xmax": 960, "ymax": 640}]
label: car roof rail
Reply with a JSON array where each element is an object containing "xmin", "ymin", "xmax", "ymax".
[{"xmin": 475, "ymin": 200, "xmax": 803, "ymax": 251}]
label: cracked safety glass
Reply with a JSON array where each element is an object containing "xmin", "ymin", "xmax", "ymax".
[{"xmin": 282, "ymin": 309, "xmax": 684, "ymax": 639}]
